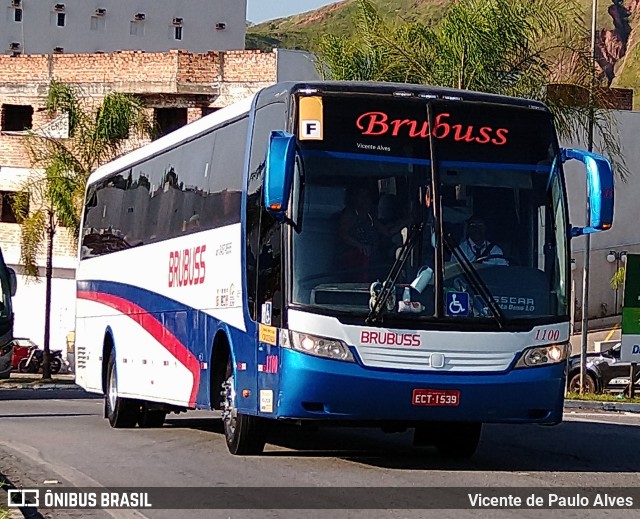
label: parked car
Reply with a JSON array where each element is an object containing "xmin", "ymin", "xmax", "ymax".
[
  {"xmin": 10, "ymin": 338, "xmax": 38, "ymax": 370},
  {"xmin": 567, "ymin": 342, "xmax": 640, "ymax": 394},
  {"xmin": 0, "ymin": 340, "xmax": 12, "ymax": 379}
]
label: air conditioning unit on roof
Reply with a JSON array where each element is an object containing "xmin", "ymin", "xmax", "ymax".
[
  {"xmin": 95, "ymin": 8, "xmax": 106, "ymax": 16},
  {"xmin": 11, "ymin": 0, "xmax": 21, "ymax": 7},
  {"xmin": 134, "ymin": 13, "xmax": 145, "ymax": 21},
  {"xmin": 53, "ymin": 46, "xmax": 64, "ymax": 53},
  {"xmin": 215, "ymin": 22, "xmax": 226, "ymax": 30},
  {"xmin": 54, "ymin": 3, "xmax": 65, "ymax": 11},
  {"xmin": 172, "ymin": 17, "xmax": 183, "ymax": 25},
  {"xmin": 9, "ymin": 42, "xmax": 20, "ymax": 50}
]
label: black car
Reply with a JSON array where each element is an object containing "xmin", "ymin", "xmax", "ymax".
[
  {"xmin": 567, "ymin": 343, "xmax": 640, "ymax": 394},
  {"xmin": 0, "ymin": 340, "xmax": 12, "ymax": 379}
]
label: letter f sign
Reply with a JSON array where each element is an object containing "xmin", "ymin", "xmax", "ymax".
[{"xmin": 300, "ymin": 119, "xmax": 322, "ymax": 140}]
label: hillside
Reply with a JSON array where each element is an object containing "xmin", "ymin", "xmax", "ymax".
[
  {"xmin": 246, "ymin": 0, "xmax": 452, "ymax": 51},
  {"xmin": 246, "ymin": 0, "xmax": 640, "ymax": 106}
]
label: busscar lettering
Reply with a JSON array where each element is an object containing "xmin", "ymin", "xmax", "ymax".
[
  {"xmin": 361, "ymin": 330, "xmax": 421, "ymax": 347},
  {"xmin": 355, "ymin": 111, "xmax": 509, "ymax": 146},
  {"xmin": 168, "ymin": 244, "xmax": 206, "ymax": 287}
]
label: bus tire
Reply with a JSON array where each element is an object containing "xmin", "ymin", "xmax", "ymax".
[
  {"xmin": 222, "ymin": 361, "xmax": 266, "ymax": 455},
  {"xmin": 105, "ymin": 351, "xmax": 140, "ymax": 428},
  {"xmin": 138, "ymin": 404, "xmax": 166, "ymax": 428}
]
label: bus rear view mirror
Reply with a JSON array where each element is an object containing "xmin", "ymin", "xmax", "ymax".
[
  {"xmin": 7, "ymin": 267, "xmax": 16, "ymax": 297},
  {"xmin": 562, "ymin": 148, "xmax": 614, "ymax": 237},
  {"xmin": 264, "ymin": 131, "xmax": 296, "ymax": 221}
]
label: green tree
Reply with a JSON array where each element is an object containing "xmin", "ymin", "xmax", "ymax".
[
  {"xmin": 317, "ymin": 0, "xmax": 627, "ymax": 178},
  {"xmin": 13, "ymin": 81, "xmax": 152, "ymax": 379}
]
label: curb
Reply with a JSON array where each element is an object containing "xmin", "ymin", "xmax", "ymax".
[
  {"xmin": 0, "ymin": 383, "xmax": 79, "ymax": 390},
  {"xmin": 564, "ymin": 399, "xmax": 640, "ymax": 413}
]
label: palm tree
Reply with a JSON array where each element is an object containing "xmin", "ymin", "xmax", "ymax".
[
  {"xmin": 13, "ymin": 81, "xmax": 152, "ymax": 379},
  {"xmin": 317, "ymin": 0, "xmax": 627, "ymax": 178}
]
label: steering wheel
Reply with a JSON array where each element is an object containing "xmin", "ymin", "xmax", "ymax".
[{"xmin": 473, "ymin": 253, "xmax": 510, "ymax": 265}]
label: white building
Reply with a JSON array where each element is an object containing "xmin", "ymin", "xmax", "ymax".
[{"xmin": 2, "ymin": 0, "xmax": 246, "ymax": 55}]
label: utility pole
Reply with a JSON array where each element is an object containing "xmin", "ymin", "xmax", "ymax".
[
  {"xmin": 580, "ymin": 0, "xmax": 598, "ymax": 394},
  {"xmin": 42, "ymin": 209, "xmax": 54, "ymax": 379}
]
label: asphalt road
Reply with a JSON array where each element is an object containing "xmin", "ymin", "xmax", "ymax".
[{"xmin": 1, "ymin": 388, "xmax": 640, "ymax": 519}]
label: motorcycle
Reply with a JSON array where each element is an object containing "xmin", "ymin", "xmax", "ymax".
[{"xmin": 18, "ymin": 346, "xmax": 63, "ymax": 374}]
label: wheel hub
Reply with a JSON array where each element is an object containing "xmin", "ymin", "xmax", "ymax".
[
  {"xmin": 222, "ymin": 376, "xmax": 237, "ymax": 439},
  {"xmin": 108, "ymin": 367, "xmax": 117, "ymax": 411}
]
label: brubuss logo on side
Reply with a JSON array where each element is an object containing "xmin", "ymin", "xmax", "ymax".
[{"xmin": 168, "ymin": 245, "xmax": 206, "ymax": 288}]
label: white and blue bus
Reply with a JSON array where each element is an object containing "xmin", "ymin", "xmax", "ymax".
[{"xmin": 75, "ymin": 81, "xmax": 614, "ymax": 456}]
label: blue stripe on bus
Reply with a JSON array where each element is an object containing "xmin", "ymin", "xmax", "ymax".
[
  {"xmin": 300, "ymin": 150, "xmax": 551, "ymax": 172},
  {"xmin": 300, "ymin": 150, "xmax": 432, "ymax": 165}
]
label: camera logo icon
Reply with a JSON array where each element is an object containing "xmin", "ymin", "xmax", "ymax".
[{"xmin": 7, "ymin": 489, "xmax": 39, "ymax": 508}]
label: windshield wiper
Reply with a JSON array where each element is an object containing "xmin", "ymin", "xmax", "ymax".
[
  {"xmin": 366, "ymin": 223, "xmax": 424, "ymax": 325},
  {"xmin": 443, "ymin": 232, "xmax": 505, "ymax": 328}
]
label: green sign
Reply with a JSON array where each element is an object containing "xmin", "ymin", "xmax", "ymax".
[
  {"xmin": 622, "ymin": 254, "xmax": 640, "ymax": 363},
  {"xmin": 622, "ymin": 253, "xmax": 640, "ymax": 335}
]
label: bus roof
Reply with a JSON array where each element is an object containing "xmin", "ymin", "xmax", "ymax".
[
  {"xmin": 258, "ymin": 81, "xmax": 551, "ymax": 112},
  {"xmin": 87, "ymin": 93, "xmax": 256, "ymax": 186}
]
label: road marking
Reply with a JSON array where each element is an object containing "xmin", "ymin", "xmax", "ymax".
[
  {"xmin": 0, "ymin": 440, "xmax": 149, "ymax": 519},
  {"xmin": 605, "ymin": 323, "xmax": 620, "ymax": 342}
]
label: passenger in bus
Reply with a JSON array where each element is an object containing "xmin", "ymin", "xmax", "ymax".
[
  {"xmin": 182, "ymin": 213, "xmax": 200, "ymax": 232},
  {"xmin": 336, "ymin": 186, "xmax": 407, "ymax": 281},
  {"xmin": 455, "ymin": 216, "xmax": 509, "ymax": 266}
]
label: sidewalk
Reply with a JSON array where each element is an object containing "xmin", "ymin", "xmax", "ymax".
[
  {"xmin": 565, "ymin": 399, "xmax": 640, "ymax": 413},
  {"xmin": 0, "ymin": 372, "xmax": 77, "ymax": 390}
]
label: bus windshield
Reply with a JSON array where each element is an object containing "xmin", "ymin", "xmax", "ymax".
[{"xmin": 290, "ymin": 94, "xmax": 568, "ymax": 324}]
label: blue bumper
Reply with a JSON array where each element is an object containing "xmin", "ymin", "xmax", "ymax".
[{"xmin": 275, "ymin": 349, "xmax": 566, "ymax": 424}]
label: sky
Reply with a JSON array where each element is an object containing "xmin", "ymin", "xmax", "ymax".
[{"xmin": 246, "ymin": 0, "xmax": 339, "ymax": 24}]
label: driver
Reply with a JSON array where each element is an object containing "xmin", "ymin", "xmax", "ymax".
[{"xmin": 455, "ymin": 216, "xmax": 508, "ymax": 266}]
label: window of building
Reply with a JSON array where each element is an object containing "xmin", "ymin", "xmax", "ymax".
[
  {"xmin": 130, "ymin": 21, "xmax": 144, "ymax": 36},
  {"xmin": 0, "ymin": 192, "xmax": 24, "ymax": 224},
  {"xmin": 174, "ymin": 26, "xmax": 183, "ymax": 40},
  {"xmin": 1, "ymin": 104, "xmax": 33, "ymax": 131},
  {"xmin": 14, "ymin": 8, "xmax": 22, "ymax": 22},
  {"xmin": 57, "ymin": 12, "xmax": 65, "ymax": 26},
  {"xmin": 201, "ymin": 107, "xmax": 220, "ymax": 117},
  {"xmin": 90, "ymin": 15, "xmax": 105, "ymax": 32},
  {"xmin": 154, "ymin": 108, "xmax": 188, "ymax": 139}
]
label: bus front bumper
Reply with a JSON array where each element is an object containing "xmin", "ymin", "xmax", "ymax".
[{"xmin": 274, "ymin": 349, "xmax": 566, "ymax": 424}]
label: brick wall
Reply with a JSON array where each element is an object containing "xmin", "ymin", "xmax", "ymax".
[{"xmin": 0, "ymin": 49, "xmax": 277, "ymax": 93}]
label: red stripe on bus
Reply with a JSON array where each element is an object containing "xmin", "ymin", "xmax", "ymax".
[{"xmin": 77, "ymin": 290, "xmax": 200, "ymax": 406}]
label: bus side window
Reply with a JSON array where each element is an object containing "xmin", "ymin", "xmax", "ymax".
[
  {"xmin": 257, "ymin": 219, "xmax": 282, "ymax": 327},
  {"xmin": 246, "ymin": 102, "xmax": 285, "ymax": 322}
]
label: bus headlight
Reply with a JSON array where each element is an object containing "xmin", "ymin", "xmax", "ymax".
[
  {"xmin": 515, "ymin": 343, "xmax": 569, "ymax": 368},
  {"xmin": 284, "ymin": 331, "xmax": 355, "ymax": 362}
]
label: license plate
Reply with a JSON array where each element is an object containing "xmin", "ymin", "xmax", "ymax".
[{"xmin": 412, "ymin": 389, "xmax": 460, "ymax": 407}]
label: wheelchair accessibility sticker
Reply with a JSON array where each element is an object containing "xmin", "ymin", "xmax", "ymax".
[{"xmin": 446, "ymin": 292, "xmax": 470, "ymax": 316}]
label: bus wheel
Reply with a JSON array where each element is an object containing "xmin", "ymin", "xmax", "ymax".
[
  {"xmin": 221, "ymin": 362, "xmax": 266, "ymax": 455},
  {"xmin": 138, "ymin": 404, "xmax": 166, "ymax": 428},
  {"xmin": 105, "ymin": 352, "xmax": 140, "ymax": 428},
  {"xmin": 414, "ymin": 422, "xmax": 482, "ymax": 458}
]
